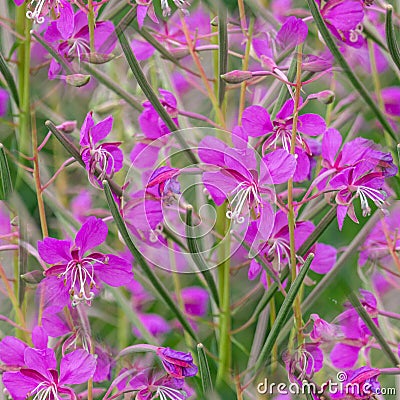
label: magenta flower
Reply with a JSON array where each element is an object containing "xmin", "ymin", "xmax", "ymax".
[
  {"xmin": 79, "ymin": 112, "xmax": 123, "ymax": 187},
  {"xmin": 2, "ymin": 348, "xmax": 96, "ymax": 400},
  {"xmin": 44, "ymin": 8, "xmax": 116, "ymax": 79},
  {"xmin": 330, "ymin": 164, "xmax": 387, "ymax": 230},
  {"xmin": 319, "ymin": 0, "xmax": 365, "ymax": 47},
  {"xmin": 331, "ymin": 366, "xmax": 380, "ymax": 399},
  {"xmin": 118, "ymin": 368, "xmax": 187, "ymax": 400},
  {"xmin": 146, "ymin": 166, "xmax": 181, "ymax": 202},
  {"xmin": 38, "ymin": 217, "xmax": 133, "ymax": 306},
  {"xmin": 242, "ymin": 98, "xmax": 326, "ymax": 154},
  {"xmin": 156, "ymin": 347, "xmax": 198, "ymax": 378},
  {"xmin": 199, "ymin": 136, "xmax": 296, "ymax": 225}
]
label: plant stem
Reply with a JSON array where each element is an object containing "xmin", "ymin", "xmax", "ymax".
[
  {"xmin": 238, "ymin": 17, "xmax": 254, "ymax": 125},
  {"xmin": 287, "ymin": 44, "xmax": 303, "ymax": 345},
  {"xmin": 216, "ymin": 204, "xmax": 231, "ymax": 387},
  {"xmin": 32, "ymin": 112, "xmax": 48, "ymax": 238},
  {"xmin": 88, "ymin": 0, "xmax": 95, "ymax": 53}
]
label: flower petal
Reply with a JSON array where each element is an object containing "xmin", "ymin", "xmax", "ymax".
[
  {"xmin": 59, "ymin": 349, "xmax": 97, "ymax": 385},
  {"xmin": 242, "ymin": 106, "xmax": 273, "ymax": 137},
  {"xmin": 75, "ymin": 216, "xmax": 108, "ymax": 256},
  {"xmin": 37, "ymin": 237, "xmax": 72, "ymax": 264}
]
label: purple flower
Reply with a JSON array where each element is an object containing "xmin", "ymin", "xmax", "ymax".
[
  {"xmin": 247, "ymin": 211, "xmax": 336, "ymax": 285},
  {"xmin": 330, "ymin": 164, "xmax": 387, "ymax": 230},
  {"xmin": 146, "ymin": 166, "xmax": 181, "ymax": 202},
  {"xmin": 319, "ymin": 0, "xmax": 365, "ymax": 47},
  {"xmin": 118, "ymin": 368, "xmax": 187, "ymax": 400},
  {"xmin": 276, "ymin": 16, "xmax": 308, "ymax": 50},
  {"xmin": 2, "ymin": 348, "xmax": 96, "ymax": 400},
  {"xmin": 242, "ymin": 98, "xmax": 326, "ymax": 154},
  {"xmin": 79, "ymin": 112, "xmax": 123, "ymax": 187},
  {"xmin": 44, "ymin": 7, "xmax": 116, "ymax": 79},
  {"xmin": 156, "ymin": 347, "xmax": 198, "ymax": 378},
  {"xmin": 38, "ymin": 217, "xmax": 133, "ymax": 307},
  {"xmin": 199, "ymin": 136, "xmax": 296, "ymax": 225},
  {"xmin": 331, "ymin": 366, "xmax": 380, "ymax": 399}
]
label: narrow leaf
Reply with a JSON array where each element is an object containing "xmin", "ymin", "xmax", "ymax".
[
  {"xmin": 185, "ymin": 206, "xmax": 220, "ymax": 308},
  {"xmin": 0, "ymin": 144, "xmax": 13, "ymax": 199},
  {"xmin": 103, "ymin": 181, "xmax": 198, "ymax": 342},
  {"xmin": 197, "ymin": 343, "xmax": 213, "ymax": 394},
  {"xmin": 347, "ymin": 290, "xmax": 399, "ymax": 366},
  {"xmin": 385, "ymin": 5, "xmax": 400, "ymax": 72},
  {"xmin": 0, "ymin": 52, "xmax": 20, "ymax": 108},
  {"xmin": 116, "ymin": 28, "xmax": 198, "ymax": 164},
  {"xmin": 218, "ymin": 3, "xmax": 228, "ymax": 106},
  {"xmin": 306, "ymin": 0, "xmax": 397, "ymax": 141},
  {"xmin": 255, "ymin": 253, "xmax": 315, "ymax": 371}
]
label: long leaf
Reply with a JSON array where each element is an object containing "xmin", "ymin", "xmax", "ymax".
[
  {"xmin": 306, "ymin": 0, "xmax": 397, "ymax": 141},
  {"xmin": 0, "ymin": 144, "xmax": 13, "ymax": 199},
  {"xmin": 218, "ymin": 3, "xmax": 228, "ymax": 106},
  {"xmin": 197, "ymin": 343, "xmax": 213, "ymax": 394},
  {"xmin": 347, "ymin": 290, "xmax": 399, "ymax": 366},
  {"xmin": 0, "ymin": 52, "xmax": 20, "ymax": 108},
  {"xmin": 385, "ymin": 5, "xmax": 400, "ymax": 72},
  {"xmin": 103, "ymin": 181, "xmax": 198, "ymax": 342},
  {"xmin": 116, "ymin": 28, "xmax": 198, "ymax": 164},
  {"xmin": 185, "ymin": 206, "xmax": 220, "ymax": 308},
  {"xmin": 255, "ymin": 253, "xmax": 314, "ymax": 371}
]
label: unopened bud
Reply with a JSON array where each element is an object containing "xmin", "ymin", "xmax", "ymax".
[
  {"xmin": 221, "ymin": 70, "xmax": 253, "ymax": 84},
  {"xmin": 21, "ymin": 270, "xmax": 45, "ymax": 286},
  {"xmin": 260, "ymin": 55, "xmax": 277, "ymax": 72},
  {"xmin": 57, "ymin": 120, "xmax": 77, "ymax": 133},
  {"xmin": 310, "ymin": 90, "xmax": 335, "ymax": 105},
  {"xmin": 166, "ymin": 48, "xmax": 191, "ymax": 60},
  {"xmin": 65, "ymin": 74, "xmax": 91, "ymax": 87},
  {"xmin": 80, "ymin": 52, "xmax": 115, "ymax": 64}
]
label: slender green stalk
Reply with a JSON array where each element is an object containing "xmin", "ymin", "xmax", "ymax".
[
  {"xmin": 218, "ymin": 2, "xmax": 228, "ymax": 106},
  {"xmin": 103, "ymin": 181, "xmax": 198, "ymax": 342},
  {"xmin": 255, "ymin": 254, "xmax": 314, "ymax": 372},
  {"xmin": 215, "ymin": 205, "xmax": 231, "ymax": 387},
  {"xmin": 185, "ymin": 206, "xmax": 220, "ymax": 307},
  {"xmin": 306, "ymin": 0, "xmax": 397, "ymax": 141},
  {"xmin": 385, "ymin": 5, "xmax": 400, "ymax": 72},
  {"xmin": 88, "ymin": 0, "xmax": 96, "ymax": 53},
  {"xmin": 287, "ymin": 44, "xmax": 303, "ymax": 344}
]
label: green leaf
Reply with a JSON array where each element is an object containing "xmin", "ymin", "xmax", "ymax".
[
  {"xmin": 197, "ymin": 343, "xmax": 213, "ymax": 394},
  {"xmin": 218, "ymin": 3, "xmax": 228, "ymax": 106},
  {"xmin": 0, "ymin": 143, "xmax": 13, "ymax": 199},
  {"xmin": 185, "ymin": 206, "xmax": 220, "ymax": 308},
  {"xmin": 347, "ymin": 290, "xmax": 399, "ymax": 366},
  {"xmin": 0, "ymin": 52, "xmax": 20, "ymax": 108},
  {"xmin": 306, "ymin": 0, "xmax": 397, "ymax": 141},
  {"xmin": 103, "ymin": 181, "xmax": 198, "ymax": 342},
  {"xmin": 116, "ymin": 27, "xmax": 198, "ymax": 164},
  {"xmin": 385, "ymin": 5, "xmax": 400, "ymax": 72},
  {"xmin": 255, "ymin": 253, "xmax": 315, "ymax": 371}
]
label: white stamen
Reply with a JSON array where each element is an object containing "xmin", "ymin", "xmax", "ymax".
[
  {"xmin": 226, "ymin": 182, "xmax": 262, "ymax": 224},
  {"xmin": 26, "ymin": 0, "xmax": 46, "ymax": 23},
  {"xmin": 157, "ymin": 386, "xmax": 185, "ymax": 400},
  {"xmin": 356, "ymin": 186, "xmax": 385, "ymax": 217}
]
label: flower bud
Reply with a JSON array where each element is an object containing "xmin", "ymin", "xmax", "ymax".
[
  {"xmin": 65, "ymin": 74, "xmax": 91, "ymax": 87},
  {"xmin": 221, "ymin": 70, "xmax": 253, "ymax": 84},
  {"xmin": 21, "ymin": 270, "xmax": 45, "ymax": 286},
  {"xmin": 80, "ymin": 52, "xmax": 115, "ymax": 64},
  {"xmin": 309, "ymin": 90, "xmax": 335, "ymax": 105}
]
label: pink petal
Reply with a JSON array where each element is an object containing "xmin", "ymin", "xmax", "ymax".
[
  {"xmin": 75, "ymin": 217, "xmax": 108, "ymax": 256},
  {"xmin": 242, "ymin": 106, "xmax": 273, "ymax": 137},
  {"xmin": 91, "ymin": 115, "xmax": 113, "ymax": 144},
  {"xmin": 38, "ymin": 237, "xmax": 72, "ymax": 264},
  {"xmin": 59, "ymin": 349, "xmax": 97, "ymax": 385}
]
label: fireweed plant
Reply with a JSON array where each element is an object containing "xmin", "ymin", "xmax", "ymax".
[{"xmin": 0, "ymin": 0, "xmax": 399, "ymax": 399}]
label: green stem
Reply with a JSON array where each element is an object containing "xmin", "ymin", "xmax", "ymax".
[
  {"xmin": 88, "ymin": 0, "xmax": 95, "ymax": 53},
  {"xmin": 288, "ymin": 44, "xmax": 303, "ymax": 345},
  {"xmin": 216, "ymin": 204, "xmax": 231, "ymax": 387}
]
